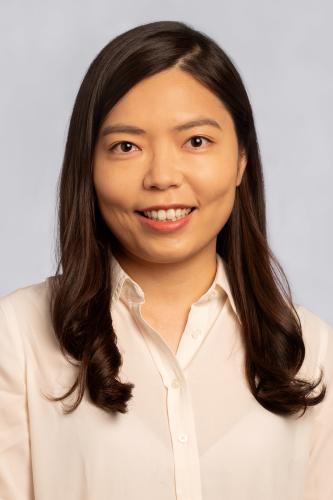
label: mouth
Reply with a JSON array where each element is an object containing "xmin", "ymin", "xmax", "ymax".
[
  {"xmin": 135, "ymin": 207, "xmax": 196, "ymax": 220},
  {"xmin": 134, "ymin": 207, "xmax": 197, "ymax": 233}
]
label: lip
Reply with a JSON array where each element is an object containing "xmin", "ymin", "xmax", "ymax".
[
  {"xmin": 135, "ymin": 208, "xmax": 196, "ymax": 233},
  {"xmin": 138, "ymin": 204, "xmax": 195, "ymax": 211}
]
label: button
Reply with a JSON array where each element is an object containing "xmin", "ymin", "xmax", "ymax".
[
  {"xmin": 208, "ymin": 289, "xmax": 217, "ymax": 298},
  {"xmin": 171, "ymin": 378, "xmax": 180, "ymax": 389},
  {"xmin": 191, "ymin": 329, "xmax": 202, "ymax": 339},
  {"xmin": 178, "ymin": 433, "xmax": 188, "ymax": 443}
]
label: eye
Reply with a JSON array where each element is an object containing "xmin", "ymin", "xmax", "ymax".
[
  {"xmin": 185, "ymin": 135, "xmax": 213, "ymax": 149},
  {"xmin": 108, "ymin": 141, "xmax": 139, "ymax": 154},
  {"xmin": 109, "ymin": 135, "xmax": 213, "ymax": 153}
]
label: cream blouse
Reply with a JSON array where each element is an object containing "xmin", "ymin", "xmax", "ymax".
[{"xmin": 0, "ymin": 253, "xmax": 332, "ymax": 500}]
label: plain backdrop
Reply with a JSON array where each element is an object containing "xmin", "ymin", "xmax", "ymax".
[{"xmin": 0, "ymin": 0, "xmax": 332, "ymax": 325}]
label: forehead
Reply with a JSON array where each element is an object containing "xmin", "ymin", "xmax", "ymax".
[{"xmin": 103, "ymin": 68, "xmax": 228, "ymax": 125}]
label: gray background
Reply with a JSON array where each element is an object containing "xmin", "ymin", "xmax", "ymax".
[{"xmin": 1, "ymin": 0, "xmax": 332, "ymax": 325}]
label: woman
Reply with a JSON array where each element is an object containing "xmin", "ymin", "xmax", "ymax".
[{"xmin": 0, "ymin": 20, "xmax": 332, "ymax": 500}]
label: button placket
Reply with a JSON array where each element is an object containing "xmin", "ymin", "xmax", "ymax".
[{"xmin": 166, "ymin": 378, "xmax": 192, "ymax": 498}]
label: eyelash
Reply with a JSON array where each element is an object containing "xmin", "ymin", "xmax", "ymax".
[{"xmin": 108, "ymin": 135, "xmax": 213, "ymax": 154}]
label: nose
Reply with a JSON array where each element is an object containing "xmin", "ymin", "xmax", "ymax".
[{"xmin": 142, "ymin": 145, "xmax": 183, "ymax": 190}]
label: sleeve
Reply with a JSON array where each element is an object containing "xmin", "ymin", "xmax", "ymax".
[
  {"xmin": 0, "ymin": 299, "xmax": 34, "ymax": 499},
  {"xmin": 302, "ymin": 310, "xmax": 333, "ymax": 500}
]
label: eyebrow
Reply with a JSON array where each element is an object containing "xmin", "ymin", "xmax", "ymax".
[{"xmin": 101, "ymin": 118, "xmax": 222, "ymax": 137}]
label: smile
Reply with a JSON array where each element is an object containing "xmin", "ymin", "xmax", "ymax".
[
  {"xmin": 135, "ymin": 208, "xmax": 196, "ymax": 233},
  {"xmin": 141, "ymin": 207, "xmax": 194, "ymax": 221}
]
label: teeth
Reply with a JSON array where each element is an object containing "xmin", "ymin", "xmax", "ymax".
[{"xmin": 143, "ymin": 208, "xmax": 192, "ymax": 221}]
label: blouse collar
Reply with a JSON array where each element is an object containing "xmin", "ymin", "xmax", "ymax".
[{"xmin": 110, "ymin": 252, "xmax": 240, "ymax": 323}]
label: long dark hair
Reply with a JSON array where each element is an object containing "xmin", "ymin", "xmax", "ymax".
[{"xmin": 47, "ymin": 20, "xmax": 326, "ymax": 417}]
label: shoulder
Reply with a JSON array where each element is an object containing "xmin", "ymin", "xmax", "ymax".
[
  {"xmin": 295, "ymin": 304, "xmax": 333, "ymax": 353},
  {"xmin": 294, "ymin": 304, "xmax": 333, "ymax": 382},
  {"xmin": 295, "ymin": 304, "xmax": 333, "ymax": 331},
  {"xmin": 0, "ymin": 277, "xmax": 55, "ymax": 354},
  {"xmin": 0, "ymin": 277, "xmax": 51, "ymax": 320}
]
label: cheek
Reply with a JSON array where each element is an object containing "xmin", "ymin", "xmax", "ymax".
[
  {"xmin": 196, "ymin": 163, "xmax": 237, "ymax": 204},
  {"xmin": 93, "ymin": 165, "xmax": 136, "ymax": 211},
  {"xmin": 194, "ymin": 161, "xmax": 238, "ymax": 233}
]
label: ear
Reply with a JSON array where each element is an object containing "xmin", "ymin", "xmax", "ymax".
[{"xmin": 236, "ymin": 148, "xmax": 247, "ymax": 187}]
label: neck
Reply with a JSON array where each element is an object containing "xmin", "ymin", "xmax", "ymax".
[{"xmin": 112, "ymin": 245, "xmax": 218, "ymax": 309}]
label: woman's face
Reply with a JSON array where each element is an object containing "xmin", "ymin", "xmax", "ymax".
[{"xmin": 93, "ymin": 67, "xmax": 247, "ymax": 264}]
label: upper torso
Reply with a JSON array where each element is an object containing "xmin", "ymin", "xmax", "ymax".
[{"xmin": 0, "ymin": 253, "xmax": 333, "ymax": 500}]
